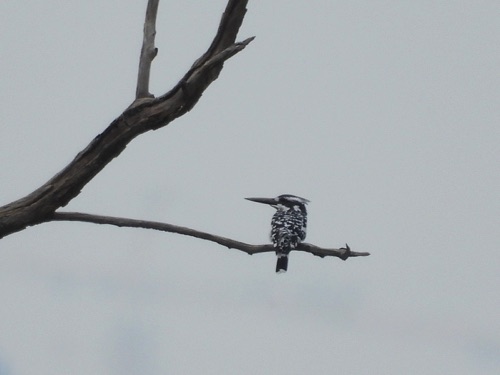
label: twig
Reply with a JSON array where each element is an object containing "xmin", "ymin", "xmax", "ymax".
[
  {"xmin": 136, "ymin": 0, "xmax": 159, "ymax": 99},
  {"xmin": 51, "ymin": 212, "xmax": 371, "ymax": 260}
]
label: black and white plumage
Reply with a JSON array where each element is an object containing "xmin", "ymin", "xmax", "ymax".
[{"xmin": 246, "ymin": 194, "xmax": 309, "ymax": 273}]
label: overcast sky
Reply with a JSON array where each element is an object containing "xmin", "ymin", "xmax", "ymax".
[{"xmin": 1, "ymin": 1, "xmax": 499, "ymax": 374}]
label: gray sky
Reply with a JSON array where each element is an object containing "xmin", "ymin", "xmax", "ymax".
[{"xmin": 1, "ymin": 1, "xmax": 499, "ymax": 374}]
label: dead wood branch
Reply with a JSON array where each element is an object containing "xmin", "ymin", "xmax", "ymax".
[
  {"xmin": 0, "ymin": 0, "xmax": 252, "ymax": 239},
  {"xmin": 51, "ymin": 212, "xmax": 370, "ymax": 260}
]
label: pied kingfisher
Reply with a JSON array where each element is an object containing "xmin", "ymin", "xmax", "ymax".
[{"xmin": 246, "ymin": 194, "xmax": 309, "ymax": 273}]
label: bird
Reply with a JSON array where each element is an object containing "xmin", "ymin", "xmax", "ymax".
[{"xmin": 245, "ymin": 194, "xmax": 309, "ymax": 273}]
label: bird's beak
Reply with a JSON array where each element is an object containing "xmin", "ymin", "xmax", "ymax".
[{"xmin": 245, "ymin": 197, "xmax": 277, "ymax": 206}]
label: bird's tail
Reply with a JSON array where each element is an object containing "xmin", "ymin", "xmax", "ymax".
[{"xmin": 275, "ymin": 254, "xmax": 288, "ymax": 273}]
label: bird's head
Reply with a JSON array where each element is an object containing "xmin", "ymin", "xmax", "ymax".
[{"xmin": 245, "ymin": 194, "xmax": 309, "ymax": 212}]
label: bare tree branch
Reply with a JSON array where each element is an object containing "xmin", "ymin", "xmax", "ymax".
[
  {"xmin": 1, "ymin": 0, "xmax": 370, "ymax": 269},
  {"xmin": 136, "ymin": 0, "xmax": 159, "ymax": 99},
  {"xmin": 0, "ymin": 0, "xmax": 252, "ymax": 239},
  {"xmin": 50, "ymin": 212, "xmax": 371, "ymax": 260}
]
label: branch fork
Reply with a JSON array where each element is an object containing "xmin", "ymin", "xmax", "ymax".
[{"xmin": 0, "ymin": 0, "xmax": 253, "ymax": 239}]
